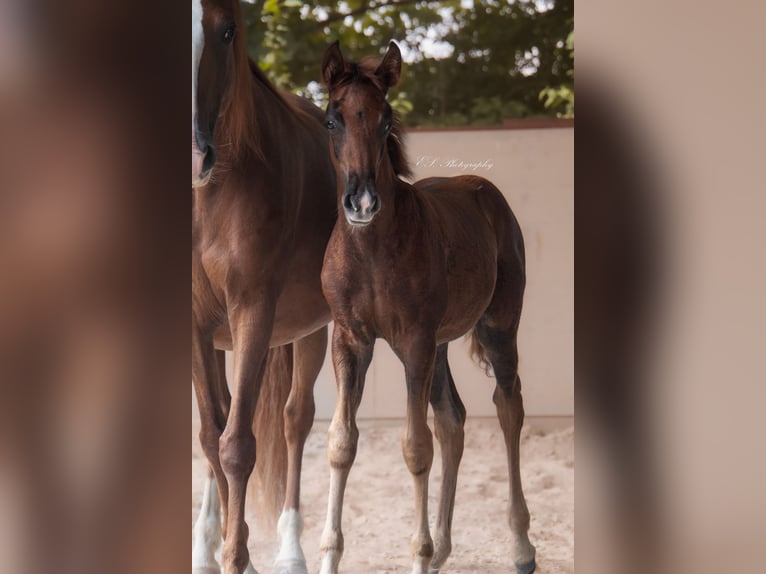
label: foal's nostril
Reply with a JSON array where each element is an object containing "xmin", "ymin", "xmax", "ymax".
[{"xmin": 344, "ymin": 193, "xmax": 362, "ymax": 213}]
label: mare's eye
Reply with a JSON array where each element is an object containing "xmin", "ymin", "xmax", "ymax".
[
  {"xmin": 222, "ymin": 26, "xmax": 236, "ymax": 45},
  {"xmin": 326, "ymin": 119, "xmax": 337, "ymax": 131},
  {"xmin": 384, "ymin": 120, "xmax": 392, "ymax": 133}
]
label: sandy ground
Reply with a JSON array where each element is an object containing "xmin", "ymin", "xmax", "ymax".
[{"xmin": 192, "ymin": 418, "xmax": 574, "ymax": 573}]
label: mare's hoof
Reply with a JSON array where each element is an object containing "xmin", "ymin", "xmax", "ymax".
[
  {"xmin": 274, "ymin": 559, "xmax": 308, "ymax": 574},
  {"xmin": 515, "ymin": 558, "xmax": 536, "ymax": 574},
  {"xmin": 192, "ymin": 568, "xmax": 221, "ymax": 574}
]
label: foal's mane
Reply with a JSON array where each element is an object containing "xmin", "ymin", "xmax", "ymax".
[{"xmin": 331, "ymin": 57, "xmax": 413, "ymax": 179}]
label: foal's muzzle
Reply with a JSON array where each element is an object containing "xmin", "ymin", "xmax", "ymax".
[{"xmin": 343, "ymin": 186, "xmax": 380, "ymax": 226}]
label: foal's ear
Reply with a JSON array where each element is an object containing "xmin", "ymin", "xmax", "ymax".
[
  {"xmin": 375, "ymin": 41, "xmax": 402, "ymax": 89},
  {"xmin": 322, "ymin": 41, "xmax": 345, "ymax": 87}
]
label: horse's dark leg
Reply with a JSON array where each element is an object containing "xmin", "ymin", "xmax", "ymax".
[
  {"xmin": 475, "ymin": 321, "xmax": 536, "ymax": 574},
  {"xmin": 276, "ymin": 327, "xmax": 327, "ymax": 574},
  {"xmin": 399, "ymin": 333, "xmax": 437, "ymax": 574},
  {"xmin": 319, "ymin": 326, "xmax": 373, "ymax": 574},
  {"xmin": 220, "ymin": 302, "xmax": 276, "ymax": 574},
  {"xmin": 428, "ymin": 344, "xmax": 467, "ymax": 574},
  {"xmin": 193, "ymin": 329, "xmax": 230, "ymax": 574}
]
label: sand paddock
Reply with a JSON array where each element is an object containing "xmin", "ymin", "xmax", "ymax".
[{"xmin": 192, "ymin": 418, "xmax": 573, "ymax": 573}]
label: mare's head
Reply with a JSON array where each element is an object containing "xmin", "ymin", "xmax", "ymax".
[
  {"xmin": 321, "ymin": 41, "xmax": 412, "ymax": 226},
  {"xmin": 192, "ymin": 0, "xmax": 250, "ymax": 187}
]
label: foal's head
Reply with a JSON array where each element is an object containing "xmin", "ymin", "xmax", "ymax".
[
  {"xmin": 192, "ymin": 0, "xmax": 250, "ymax": 186},
  {"xmin": 321, "ymin": 41, "xmax": 411, "ymax": 226}
]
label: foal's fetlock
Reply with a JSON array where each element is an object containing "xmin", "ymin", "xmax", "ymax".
[
  {"xmin": 410, "ymin": 538, "xmax": 435, "ymax": 574},
  {"xmin": 318, "ymin": 529, "xmax": 344, "ymax": 574},
  {"xmin": 431, "ymin": 537, "xmax": 452, "ymax": 571}
]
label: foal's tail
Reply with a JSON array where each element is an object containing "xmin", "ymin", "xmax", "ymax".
[
  {"xmin": 469, "ymin": 328, "xmax": 493, "ymax": 377},
  {"xmin": 249, "ymin": 344, "xmax": 293, "ymax": 534}
]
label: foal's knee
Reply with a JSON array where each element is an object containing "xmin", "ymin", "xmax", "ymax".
[
  {"xmin": 327, "ymin": 422, "xmax": 359, "ymax": 470},
  {"xmin": 402, "ymin": 427, "xmax": 434, "ymax": 476}
]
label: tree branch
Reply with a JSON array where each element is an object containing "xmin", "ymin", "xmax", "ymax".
[{"xmin": 316, "ymin": 0, "xmax": 423, "ymax": 27}]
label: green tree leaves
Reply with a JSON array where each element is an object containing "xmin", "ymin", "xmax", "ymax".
[{"xmin": 244, "ymin": 1, "xmax": 574, "ymax": 126}]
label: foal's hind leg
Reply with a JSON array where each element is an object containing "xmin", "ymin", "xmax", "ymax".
[
  {"xmin": 275, "ymin": 327, "xmax": 327, "ymax": 574},
  {"xmin": 428, "ymin": 344, "xmax": 466, "ymax": 574},
  {"xmin": 399, "ymin": 334, "xmax": 437, "ymax": 574},
  {"xmin": 476, "ymin": 324, "xmax": 536, "ymax": 574}
]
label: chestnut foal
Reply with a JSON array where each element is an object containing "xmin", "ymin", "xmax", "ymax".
[{"xmin": 317, "ymin": 41, "xmax": 536, "ymax": 574}]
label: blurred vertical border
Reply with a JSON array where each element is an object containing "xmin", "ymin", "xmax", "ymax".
[
  {"xmin": 0, "ymin": 1, "xmax": 188, "ymax": 573},
  {"xmin": 577, "ymin": 1, "xmax": 766, "ymax": 573}
]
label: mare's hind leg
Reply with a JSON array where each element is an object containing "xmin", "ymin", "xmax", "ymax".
[
  {"xmin": 193, "ymin": 340, "xmax": 231, "ymax": 574},
  {"xmin": 428, "ymin": 344, "xmax": 466, "ymax": 574},
  {"xmin": 476, "ymin": 323, "xmax": 536, "ymax": 574},
  {"xmin": 275, "ymin": 327, "xmax": 327, "ymax": 574}
]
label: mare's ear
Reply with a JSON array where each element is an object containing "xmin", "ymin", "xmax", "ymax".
[
  {"xmin": 322, "ymin": 41, "xmax": 345, "ymax": 87},
  {"xmin": 375, "ymin": 41, "xmax": 402, "ymax": 90}
]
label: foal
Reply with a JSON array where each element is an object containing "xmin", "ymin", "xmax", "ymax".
[{"xmin": 318, "ymin": 41, "xmax": 536, "ymax": 574}]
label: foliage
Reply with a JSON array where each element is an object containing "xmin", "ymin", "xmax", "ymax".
[
  {"xmin": 539, "ymin": 30, "xmax": 573, "ymax": 118},
  {"xmin": 242, "ymin": 1, "xmax": 574, "ymax": 127}
]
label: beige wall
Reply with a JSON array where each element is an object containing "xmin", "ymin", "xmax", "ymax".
[{"xmin": 310, "ymin": 126, "xmax": 574, "ymax": 419}]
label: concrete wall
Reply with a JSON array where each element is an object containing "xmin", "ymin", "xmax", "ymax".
[{"xmin": 309, "ymin": 125, "xmax": 574, "ymax": 419}]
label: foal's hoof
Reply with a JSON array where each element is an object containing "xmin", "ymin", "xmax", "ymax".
[
  {"xmin": 515, "ymin": 558, "xmax": 536, "ymax": 574},
  {"xmin": 274, "ymin": 559, "xmax": 308, "ymax": 574},
  {"xmin": 192, "ymin": 568, "xmax": 221, "ymax": 574}
]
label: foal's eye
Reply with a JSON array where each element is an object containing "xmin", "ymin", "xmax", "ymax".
[
  {"xmin": 326, "ymin": 119, "xmax": 337, "ymax": 131},
  {"xmin": 384, "ymin": 120, "xmax": 392, "ymax": 133},
  {"xmin": 222, "ymin": 26, "xmax": 236, "ymax": 45}
]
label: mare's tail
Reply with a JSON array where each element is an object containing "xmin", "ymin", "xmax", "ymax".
[{"xmin": 248, "ymin": 344, "xmax": 293, "ymax": 534}]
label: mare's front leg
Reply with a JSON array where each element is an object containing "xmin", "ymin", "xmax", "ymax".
[
  {"xmin": 319, "ymin": 326, "xmax": 373, "ymax": 574},
  {"xmin": 400, "ymin": 334, "xmax": 438, "ymax": 574},
  {"xmin": 220, "ymin": 301, "xmax": 277, "ymax": 574}
]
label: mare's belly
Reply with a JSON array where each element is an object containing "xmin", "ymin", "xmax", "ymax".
[{"xmin": 212, "ymin": 282, "xmax": 330, "ymax": 350}]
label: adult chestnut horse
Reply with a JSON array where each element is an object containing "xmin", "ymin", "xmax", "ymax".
[
  {"xmin": 192, "ymin": 1, "xmax": 335, "ymax": 573},
  {"xmin": 318, "ymin": 41, "xmax": 536, "ymax": 574}
]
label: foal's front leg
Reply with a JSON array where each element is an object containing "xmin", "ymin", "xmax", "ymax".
[
  {"xmin": 319, "ymin": 327, "xmax": 373, "ymax": 574},
  {"xmin": 400, "ymin": 336, "xmax": 437, "ymax": 574}
]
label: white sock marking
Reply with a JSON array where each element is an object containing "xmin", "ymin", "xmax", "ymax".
[
  {"xmin": 275, "ymin": 509, "xmax": 306, "ymax": 568},
  {"xmin": 192, "ymin": 474, "xmax": 222, "ymax": 570}
]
